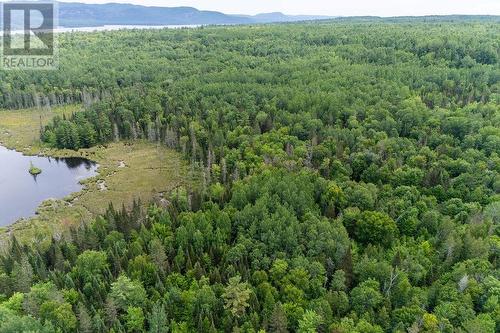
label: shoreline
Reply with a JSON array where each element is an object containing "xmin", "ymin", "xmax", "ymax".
[
  {"xmin": 0, "ymin": 107, "xmax": 189, "ymax": 246},
  {"xmin": 3, "ymin": 24, "xmax": 202, "ymax": 36},
  {"xmin": 0, "ymin": 143, "xmax": 101, "ymax": 233}
]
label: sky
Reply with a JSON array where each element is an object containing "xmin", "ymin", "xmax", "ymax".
[{"xmin": 59, "ymin": 0, "xmax": 500, "ymax": 16}]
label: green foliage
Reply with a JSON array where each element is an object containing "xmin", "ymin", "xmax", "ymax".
[
  {"xmin": 0, "ymin": 306, "xmax": 53, "ymax": 333},
  {"xmin": 28, "ymin": 162, "xmax": 42, "ymax": 176},
  {"xmin": 0, "ymin": 16, "xmax": 498, "ymax": 333},
  {"xmin": 125, "ymin": 306, "xmax": 145, "ymax": 333},
  {"xmin": 109, "ymin": 275, "xmax": 147, "ymax": 311},
  {"xmin": 298, "ymin": 310, "xmax": 323, "ymax": 333},
  {"xmin": 354, "ymin": 211, "xmax": 398, "ymax": 247},
  {"xmin": 223, "ymin": 276, "xmax": 252, "ymax": 319}
]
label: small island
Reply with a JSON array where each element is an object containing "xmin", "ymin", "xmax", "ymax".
[{"xmin": 29, "ymin": 162, "xmax": 42, "ymax": 176}]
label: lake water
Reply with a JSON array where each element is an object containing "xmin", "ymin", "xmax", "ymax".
[
  {"xmin": 3, "ymin": 25, "xmax": 201, "ymax": 36},
  {"xmin": 56, "ymin": 24, "xmax": 200, "ymax": 33},
  {"xmin": 0, "ymin": 146, "xmax": 98, "ymax": 226}
]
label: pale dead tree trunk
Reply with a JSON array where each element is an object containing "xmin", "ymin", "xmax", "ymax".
[
  {"xmin": 49, "ymin": 92, "xmax": 57, "ymax": 106},
  {"xmin": 305, "ymin": 143, "xmax": 313, "ymax": 168},
  {"xmin": 206, "ymin": 149, "xmax": 213, "ymax": 185},
  {"xmin": 43, "ymin": 96, "xmax": 51, "ymax": 110},
  {"xmin": 22, "ymin": 93, "xmax": 30, "ymax": 108},
  {"xmin": 164, "ymin": 126, "xmax": 177, "ymax": 148},
  {"xmin": 14, "ymin": 94, "xmax": 21, "ymax": 109},
  {"xmin": 155, "ymin": 115, "xmax": 162, "ymax": 143},
  {"xmin": 65, "ymin": 93, "xmax": 73, "ymax": 105},
  {"xmin": 233, "ymin": 164, "xmax": 239, "ymax": 182},
  {"xmin": 263, "ymin": 155, "xmax": 272, "ymax": 165},
  {"xmin": 131, "ymin": 123, "xmax": 137, "ymax": 140},
  {"xmin": 445, "ymin": 238, "xmax": 455, "ymax": 263},
  {"xmin": 113, "ymin": 123, "xmax": 120, "ymax": 142},
  {"xmin": 135, "ymin": 122, "xmax": 143, "ymax": 139},
  {"xmin": 39, "ymin": 115, "xmax": 43, "ymax": 136},
  {"xmin": 34, "ymin": 93, "xmax": 41, "ymax": 109},
  {"xmin": 190, "ymin": 124, "xmax": 198, "ymax": 162},
  {"xmin": 82, "ymin": 89, "xmax": 92, "ymax": 107},
  {"xmin": 221, "ymin": 158, "xmax": 227, "ymax": 184},
  {"xmin": 94, "ymin": 91, "xmax": 101, "ymax": 104},
  {"xmin": 181, "ymin": 138, "xmax": 187, "ymax": 155},
  {"xmin": 200, "ymin": 160, "xmax": 207, "ymax": 196},
  {"xmin": 458, "ymin": 275, "xmax": 469, "ymax": 292},
  {"xmin": 187, "ymin": 193, "xmax": 192, "ymax": 211},
  {"xmin": 383, "ymin": 268, "xmax": 400, "ymax": 297},
  {"xmin": 147, "ymin": 122, "xmax": 156, "ymax": 141},
  {"xmin": 285, "ymin": 142, "xmax": 294, "ymax": 157},
  {"xmin": 312, "ymin": 134, "xmax": 318, "ymax": 146}
]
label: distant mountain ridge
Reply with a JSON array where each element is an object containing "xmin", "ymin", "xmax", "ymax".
[
  {"xmin": 239, "ymin": 12, "xmax": 333, "ymax": 23},
  {"xmin": 57, "ymin": 2, "xmax": 332, "ymax": 27}
]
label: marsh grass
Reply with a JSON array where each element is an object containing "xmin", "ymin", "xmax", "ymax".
[
  {"xmin": 29, "ymin": 162, "xmax": 42, "ymax": 175},
  {"xmin": 0, "ymin": 106, "xmax": 191, "ymax": 245}
]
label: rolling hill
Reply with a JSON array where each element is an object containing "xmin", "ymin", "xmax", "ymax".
[{"xmin": 58, "ymin": 2, "xmax": 332, "ymax": 27}]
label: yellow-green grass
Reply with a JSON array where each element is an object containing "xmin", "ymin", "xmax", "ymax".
[
  {"xmin": 0, "ymin": 105, "xmax": 77, "ymax": 154},
  {"xmin": 0, "ymin": 106, "xmax": 191, "ymax": 245}
]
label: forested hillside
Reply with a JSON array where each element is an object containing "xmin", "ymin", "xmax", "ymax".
[
  {"xmin": 55, "ymin": 2, "xmax": 331, "ymax": 27},
  {"xmin": 57, "ymin": 2, "xmax": 250, "ymax": 27},
  {"xmin": 0, "ymin": 17, "xmax": 499, "ymax": 332}
]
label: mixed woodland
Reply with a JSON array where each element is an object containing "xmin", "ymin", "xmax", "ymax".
[{"xmin": 0, "ymin": 17, "xmax": 499, "ymax": 332}]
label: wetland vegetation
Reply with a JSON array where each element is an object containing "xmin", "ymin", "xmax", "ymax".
[
  {"xmin": 0, "ymin": 106, "xmax": 190, "ymax": 243},
  {"xmin": 28, "ymin": 162, "xmax": 42, "ymax": 176},
  {"xmin": 0, "ymin": 146, "xmax": 97, "ymax": 226},
  {"xmin": 0, "ymin": 17, "xmax": 498, "ymax": 333}
]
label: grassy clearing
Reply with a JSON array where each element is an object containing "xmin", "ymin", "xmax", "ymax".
[
  {"xmin": 0, "ymin": 106, "xmax": 191, "ymax": 245},
  {"xmin": 0, "ymin": 105, "xmax": 77, "ymax": 153}
]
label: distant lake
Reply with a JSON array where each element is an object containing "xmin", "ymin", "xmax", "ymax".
[
  {"xmin": 0, "ymin": 146, "xmax": 98, "ymax": 226},
  {"xmin": 56, "ymin": 24, "xmax": 201, "ymax": 33},
  {"xmin": 2, "ymin": 25, "xmax": 200, "ymax": 36}
]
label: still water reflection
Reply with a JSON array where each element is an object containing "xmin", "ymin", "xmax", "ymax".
[{"xmin": 0, "ymin": 146, "xmax": 98, "ymax": 226}]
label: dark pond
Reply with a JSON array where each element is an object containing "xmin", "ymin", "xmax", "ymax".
[{"xmin": 0, "ymin": 145, "xmax": 98, "ymax": 226}]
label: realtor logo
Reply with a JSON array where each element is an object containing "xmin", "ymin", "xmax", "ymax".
[{"xmin": 1, "ymin": 1, "xmax": 58, "ymax": 69}]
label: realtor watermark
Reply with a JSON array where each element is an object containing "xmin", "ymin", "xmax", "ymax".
[{"xmin": 1, "ymin": 1, "xmax": 58, "ymax": 70}]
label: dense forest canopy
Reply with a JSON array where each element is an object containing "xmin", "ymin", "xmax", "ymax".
[{"xmin": 0, "ymin": 17, "xmax": 499, "ymax": 332}]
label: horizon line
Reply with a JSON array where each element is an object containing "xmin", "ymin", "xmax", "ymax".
[{"xmin": 44, "ymin": 1, "xmax": 500, "ymax": 18}]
